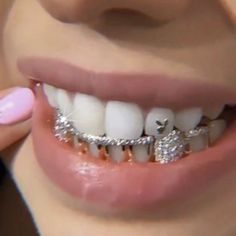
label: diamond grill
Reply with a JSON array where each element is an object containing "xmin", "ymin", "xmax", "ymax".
[
  {"xmin": 154, "ymin": 130, "xmax": 186, "ymax": 164},
  {"xmin": 54, "ymin": 109, "xmax": 209, "ymax": 164}
]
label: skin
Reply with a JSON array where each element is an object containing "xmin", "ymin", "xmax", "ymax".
[{"xmin": 1, "ymin": 0, "xmax": 236, "ymax": 235}]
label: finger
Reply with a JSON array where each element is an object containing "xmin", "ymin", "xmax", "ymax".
[
  {"xmin": 0, "ymin": 87, "xmax": 34, "ymax": 125},
  {"xmin": 0, "ymin": 87, "xmax": 18, "ymax": 99},
  {"xmin": 0, "ymin": 119, "xmax": 31, "ymax": 151},
  {"xmin": 0, "ymin": 87, "xmax": 35, "ymax": 151}
]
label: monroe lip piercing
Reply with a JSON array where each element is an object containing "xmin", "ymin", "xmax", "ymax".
[{"xmin": 53, "ymin": 109, "xmax": 209, "ymax": 164}]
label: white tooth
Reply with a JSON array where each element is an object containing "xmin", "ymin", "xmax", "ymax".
[
  {"xmin": 203, "ymin": 105, "xmax": 224, "ymax": 120},
  {"xmin": 108, "ymin": 146, "xmax": 124, "ymax": 163},
  {"xmin": 189, "ymin": 135, "xmax": 208, "ymax": 152},
  {"xmin": 57, "ymin": 89, "xmax": 73, "ymax": 116},
  {"xmin": 175, "ymin": 108, "xmax": 203, "ymax": 132},
  {"xmin": 89, "ymin": 144, "xmax": 99, "ymax": 157},
  {"xmin": 145, "ymin": 108, "xmax": 175, "ymax": 138},
  {"xmin": 105, "ymin": 101, "xmax": 144, "ymax": 139},
  {"xmin": 72, "ymin": 94, "xmax": 105, "ymax": 135},
  {"xmin": 43, "ymin": 84, "xmax": 57, "ymax": 107},
  {"xmin": 209, "ymin": 119, "xmax": 226, "ymax": 144},
  {"xmin": 133, "ymin": 146, "xmax": 149, "ymax": 163},
  {"xmin": 73, "ymin": 136, "xmax": 80, "ymax": 149}
]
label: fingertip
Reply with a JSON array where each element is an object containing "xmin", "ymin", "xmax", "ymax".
[{"xmin": 0, "ymin": 87, "xmax": 35, "ymax": 125}]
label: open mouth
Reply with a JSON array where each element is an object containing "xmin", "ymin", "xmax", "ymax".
[
  {"xmin": 48, "ymin": 84, "xmax": 234, "ymax": 164},
  {"xmin": 18, "ymin": 57, "xmax": 236, "ymax": 213}
]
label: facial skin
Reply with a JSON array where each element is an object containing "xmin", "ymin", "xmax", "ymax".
[{"xmin": 1, "ymin": 0, "xmax": 236, "ymax": 235}]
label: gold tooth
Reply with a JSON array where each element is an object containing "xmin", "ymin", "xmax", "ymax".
[
  {"xmin": 77, "ymin": 141, "xmax": 88, "ymax": 154},
  {"xmin": 88, "ymin": 144, "xmax": 108, "ymax": 159},
  {"xmin": 124, "ymin": 146, "xmax": 133, "ymax": 162},
  {"xmin": 122, "ymin": 147, "xmax": 128, "ymax": 162},
  {"xmin": 103, "ymin": 146, "xmax": 110, "ymax": 160},
  {"xmin": 148, "ymin": 144, "xmax": 155, "ymax": 162},
  {"xmin": 98, "ymin": 146, "xmax": 108, "ymax": 160}
]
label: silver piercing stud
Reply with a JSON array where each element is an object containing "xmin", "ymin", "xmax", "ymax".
[{"xmin": 156, "ymin": 119, "xmax": 169, "ymax": 134}]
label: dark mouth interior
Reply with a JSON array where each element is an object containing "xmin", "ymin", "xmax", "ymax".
[{"xmin": 208, "ymin": 105, "xmax": 236, "ymax": 125}]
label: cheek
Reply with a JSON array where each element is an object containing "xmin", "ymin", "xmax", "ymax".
[
  {"xmin": 2, "ymin": 27, "xmax": 25, "ymax": 87},
  {"xmin": 0, "ymin": 1, "xmax": 16, "ymax": 89}
]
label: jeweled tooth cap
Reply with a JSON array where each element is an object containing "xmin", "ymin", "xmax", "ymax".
[{"xmin": 154, "ymin": 130, "xmax": 186, "ymax": 164}]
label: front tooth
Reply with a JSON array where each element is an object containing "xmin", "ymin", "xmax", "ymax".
[
  {"xmin": 175, "ymin": 108, "xmax": 203, "ymax": 132},
  {"xmin": 108, "ymin": 146, "xmax": 125, "ymax": 162},
  {"xmin": 133, "ymin": 146, "xmax": 149, "ymax": 163},
  {"xmin": 189, "ymin": 135, "xmax": 208, "ymax": 152},
  {"xmin": 203, "ymin": 105, "xmax": 224, "ymax": 120},
  {"xmin": 209, "ymin": 119, "xmax": 226, "ymax": 144},
  {"xmin": 105, "ymin": 101, "xmax": 144, "ymax": 139},
  {"xmin": 145, "ymin": 108, "xmax": 175, "ymax": 138},
  {"xmin": 89, "ymin": 144, "xmax": 99, "ymax": 158},
  {"xmin": 72, "ymin": 94, "xmax": 105, "ymax": 135},
  {"xmin": 73, "ymin": 136, "xmax": 80, "ymax": 149},
  {"xmin": 43, "ymin": 84, "xmax": 57, "ymax": 107},
  {"xmin": 57, "ymin": 89, "xmax": 73, "ymax": 116}
]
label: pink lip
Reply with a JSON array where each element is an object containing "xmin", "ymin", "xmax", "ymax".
[
  {"xmin": 19, "ymin": 56, "xmax": 236, "ymax": 213},
  {"xmin": 18, "ymin": 57, "xmax": 236, "ymax": 109}
]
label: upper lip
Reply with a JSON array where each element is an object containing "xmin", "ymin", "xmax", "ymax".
[{"xmin": 18, "ymin": 57, "xmax": 236, "ymax": 109}]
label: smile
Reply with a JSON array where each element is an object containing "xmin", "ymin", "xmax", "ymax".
[
  {"xmin": 18, "ymin": 57, "xmax": 236, "ymax": 213},
  {"xmin": 50, "ymin": 87, "xmax": 231, "ymax": 164}
]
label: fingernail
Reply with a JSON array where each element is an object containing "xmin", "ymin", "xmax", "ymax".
[{"xmin": 0, "ymin": 88, "xmax": 35, "ymax": 125}]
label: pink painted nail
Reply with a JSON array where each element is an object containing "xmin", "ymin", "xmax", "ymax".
[{"xmin": 0, "ymin": 88, "xmax": 35, "ymax": 125}]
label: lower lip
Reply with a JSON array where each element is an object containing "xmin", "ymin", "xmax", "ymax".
[{"xmin": 33, "ymin": 87, "xmax": 236, "ymax": 212}]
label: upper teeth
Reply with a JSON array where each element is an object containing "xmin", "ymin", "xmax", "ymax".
[
  {"xmin": 57, "ymin": 89, "xmax": 73, "ymax": 116},
  {"xmin": 43, "ymin": 84, "xmax": 58, "ymax": 107},
  {"xmin": 203, "ymin": 105, "xmax": 225, "ymax": 120},
  {"xmin": 145, "ymin": 108, "xmax": 174, "ymax": 138},
  {"xmin": 106, "ymin": 101, "xmax": 144, "ymax": 139},
  {"xmin": 72, "ymin": 93, "xmax": 105, "ymax": 136},
  {"xmin": 44, "ymin": 84, "xmax": 227, "ymax": 162},
  {"xmin": 174, "ymin": 108, "xmax": 203, "ymax": 132}
]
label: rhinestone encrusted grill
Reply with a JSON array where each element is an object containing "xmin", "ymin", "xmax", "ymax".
[
  {"xmin": 54, "ymin": 109, "xmax": 210, "ymax": 164},
  {"xmin": 154, "ymin": 130, "xmax": 187, "ymax": 164}
]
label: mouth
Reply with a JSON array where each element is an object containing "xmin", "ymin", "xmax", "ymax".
[{"xmin": 18, "ymin": 57, "xmax": 236, "ymax": 213}]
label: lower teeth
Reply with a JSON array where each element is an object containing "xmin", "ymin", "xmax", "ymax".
[{"xmin": 53, "ymin": 108, "xmax": 231, "ymax": 164}]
